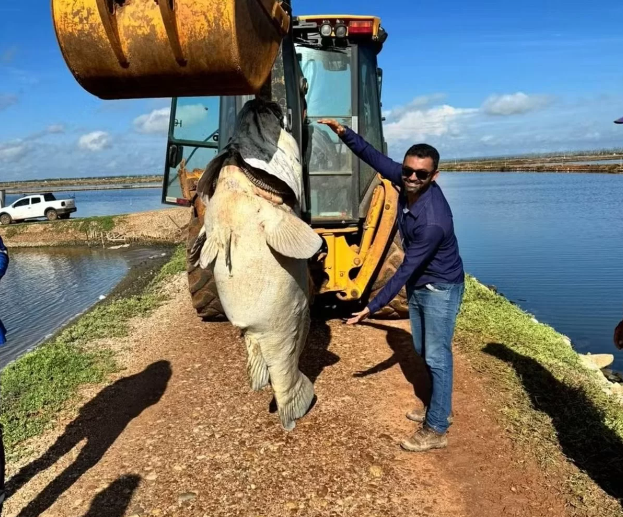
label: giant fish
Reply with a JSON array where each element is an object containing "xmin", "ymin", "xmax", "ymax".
[{"xmin": 194, "ymin": 99, "xmax": 322, "ymax": 430}]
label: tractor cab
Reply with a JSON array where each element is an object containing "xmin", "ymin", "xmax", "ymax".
[{"xmin": 162, "ymin": 15, "xmax": 388, "ymax": 227}]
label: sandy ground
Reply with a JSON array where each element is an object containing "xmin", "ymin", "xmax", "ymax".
[{"xmin": 3, "ymin": 274, "xmax": 570, "ymax": 517}]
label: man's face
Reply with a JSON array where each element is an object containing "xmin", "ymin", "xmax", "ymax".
[{"xmin": 401, "ymin": 155, "xmax": 439, "ymax": 195}]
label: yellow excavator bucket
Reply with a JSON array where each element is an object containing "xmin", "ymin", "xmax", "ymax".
[{"xmin": 51, "ymin": 0, "xmax": 290, "ymax": 100}]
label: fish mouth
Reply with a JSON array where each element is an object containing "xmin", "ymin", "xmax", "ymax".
[{"xmin": 239, "ymin": 165, "xmax": 296, "ymax": 204}]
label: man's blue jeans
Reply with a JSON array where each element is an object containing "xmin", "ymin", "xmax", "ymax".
[{"xmin": 406, "ymin": 281, "xmax": 465, "ymax": 434}]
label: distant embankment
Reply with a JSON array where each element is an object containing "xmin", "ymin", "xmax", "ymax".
[
  {"xmin": 0, "ymin": 208, "xmax": 189, "ymax": 248},
  {"xmin": 0, "ymin": 175, "xmax": 162, "ymax": 194},
  {"xmin": 440, "ymin": 162, "xmax": 623, "ymax": 173},
  {"xmin": 440, "ymin": 154, "xmax": 623, "ymax": 173}
]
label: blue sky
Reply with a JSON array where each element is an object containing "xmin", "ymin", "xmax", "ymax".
[{"xmin": 1, "ymin": 0, "xmax": 622, "ymax": 180}]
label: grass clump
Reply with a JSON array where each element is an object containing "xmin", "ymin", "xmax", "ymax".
[
  {"xmin": 0, "ymin": 245, "xmax": 184, "ymax": 454},
  {"xmin": 456, "ymin": 275, "xmax": 623, "ymax": 515},
  {"xmin": 151, "ymin": 245, "xmax": 186, "ymax": 285}
]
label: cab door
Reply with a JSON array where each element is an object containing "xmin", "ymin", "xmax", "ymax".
[
  {"xmin": 161, "ymin": 96, "xmax": 221, "ymax": 205},
  {"xmin": 11, "ymin": 198, "xmax": 31, "ymax": 220}
]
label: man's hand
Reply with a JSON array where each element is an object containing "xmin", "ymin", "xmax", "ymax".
[
  {"xmin": 615, "ymin": 320, "xmax": 623, "ymax": 350},
  {"xmin": 318, "ymin": 119, "xmax": 346, "ymax": 137},
  {"xmin": 346, "ymin": 307, "xmax": 371, "ymax": 325}
]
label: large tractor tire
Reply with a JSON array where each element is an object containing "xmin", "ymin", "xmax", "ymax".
[
  {"xmin": 186, "ymin": 197, "xmax": 227, "ymax": 321},
  {"xmin": 368, "ymin": 232, "xmax": 409, "ymax": 319}
]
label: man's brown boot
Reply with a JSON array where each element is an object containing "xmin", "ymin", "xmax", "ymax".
[
  {"xmin": 401, "ymin": 425, "xmax": 448, "ymax": 452},
  {"xmin": 406, "ymin": 407, "xmax": 454, "ymax": 424}
]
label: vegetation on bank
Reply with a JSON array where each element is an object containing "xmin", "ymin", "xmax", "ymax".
[
  {"xmin": 0, "ymin": 246, "xmax": 186, "ymax": 457},
  {"xmin": 456, "ymin": 276, "xmax": 623, "ymax": 516}
]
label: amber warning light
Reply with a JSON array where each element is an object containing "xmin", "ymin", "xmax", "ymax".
[{"xmin": 349, "ymin": 20, "xmax": 374, "ymax": 34}]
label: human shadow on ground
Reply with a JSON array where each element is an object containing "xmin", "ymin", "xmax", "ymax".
[
  {"xmin": 353, "ymin": 322, "xmax": 430, "ymax": 405},
  {"xmin": 7, "ymin": 361, "xmax": 172, "ymax": 517},
  {"xmin": 484, "ymin": 343, "xmax": 623, "ymax": 503},
  {"xmin": 300, "ymin": 318, "xmax": 340, "ymax": 385},
  {"xmin": 82, "ymin": 474, "xmax": 141, "ymax": 517}
]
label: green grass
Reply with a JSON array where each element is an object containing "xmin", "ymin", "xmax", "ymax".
[
  {"xmin": 456, "ymin": 276, "xmax": 623, "ymax": 515},
  {"xmin": 49, "ymin": 215, "xmax": 120, "ymax": 236},
  {"xmin": 0, "ymin": 245, "xmax": 185, "ymax": 454}
]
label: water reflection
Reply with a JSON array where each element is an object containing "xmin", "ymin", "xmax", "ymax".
[{"xmin": 0, "ymin": 247, "xmax": 161, "ymax": 368}]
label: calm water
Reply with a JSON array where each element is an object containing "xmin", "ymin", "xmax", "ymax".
[
  {"xmin": 5, "ymin": 188, "xmax": 163, "ymax": 218},
  {"xmin": 0, "ymin": 247, "xmax": 165, "ymax": 368},
  {"xmin": 438, "ymin": 172, "xmax": 623, "ymax": 369}
]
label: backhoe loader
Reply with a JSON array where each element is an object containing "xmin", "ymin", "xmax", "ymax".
[{"xmin": 52, "ymin": 0, "xmax": 408, "ymax": 319}]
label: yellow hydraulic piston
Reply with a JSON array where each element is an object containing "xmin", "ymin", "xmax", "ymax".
[{"xmin": 51, "ymin": 0, "xmax": 290, "ymax": 99}]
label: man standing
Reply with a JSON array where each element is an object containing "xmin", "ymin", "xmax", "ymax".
[
  {"xmin": 319, "ymin": 119, "xmax": 464, "ymax": 452},
  {"xmin": 0, "ymin": 235, "xmax": 8, "ymax": 513}
]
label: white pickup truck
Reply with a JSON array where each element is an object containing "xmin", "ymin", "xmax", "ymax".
[{"xmin": 0, "ymin": 193, "xmax": 77, "ymax": 224}]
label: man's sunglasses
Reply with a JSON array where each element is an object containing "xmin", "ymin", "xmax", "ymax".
[{"xmin": 402, "ymin": 167, "xmax": 435, "ymax": 181}]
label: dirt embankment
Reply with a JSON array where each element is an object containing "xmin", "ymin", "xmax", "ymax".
[{"xmin": 0, "ymin": 208, "xmax": 190, "ymax": 248}]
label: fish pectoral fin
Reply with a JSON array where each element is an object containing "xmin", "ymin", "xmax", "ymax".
[
  {"xmin": 190, "ymin": 226, "xmax": 207, "ymax": 266},
  {"xmin": 199, "ymin": 230, "xmax": 219, "ymax": 269},
  {"xmin": 263, "ymin": 210, "xmax": 323, "ymax": 260}
]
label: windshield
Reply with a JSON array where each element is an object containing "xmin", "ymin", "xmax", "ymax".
[
  {"xmin": 298, "ymin": 46, "xmax": 351, "ymax": 117},
  {"xmin": 298, "ymin": 45, "xmax": 354, "ymax": 219}
]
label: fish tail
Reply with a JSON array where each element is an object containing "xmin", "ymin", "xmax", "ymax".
[{"xmin": 277, "ymin": 373, "xmax": 314, "ymax": 431}]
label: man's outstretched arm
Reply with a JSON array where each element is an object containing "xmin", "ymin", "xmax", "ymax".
[{"xmin": 318, "ymin": 119, "xmax": 403, "ymax": 186}]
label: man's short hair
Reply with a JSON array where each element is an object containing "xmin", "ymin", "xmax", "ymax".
[{"xmin": 405, "ymin": 144, "xmax": 440, "ymax": 171}]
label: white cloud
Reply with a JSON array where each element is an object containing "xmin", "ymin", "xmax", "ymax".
[
  {"xmin": 0, "ymin": 141, "xmax": 27, "ymax": 162},
  {"xmin": 0, "ymin": 94, "xmax": 18, "ymax": 112},
  {"xmin": 133, "ymin": 104, "xmax": 209, "ymax": 134},
  {"xmin": 383, "ymin": 103, "xmax": 478, "ymax": 145},
  {"xmin": 384, "ymin": 94, "xmax": 447, "ymax": 123},
  {"xmin": 46, "ymin": 124, "xmax": 65, "ymax": 134},
  {"xmin": 482, "ymin": 92, "xmax": 553, "ymax": 116},
  {"xmin": 133, "ymin": 107, "xmax": 170, "ymax": 135},
  {"xmin": 78, "ymin": 131, "xmax": 112, "ymax": 152}
]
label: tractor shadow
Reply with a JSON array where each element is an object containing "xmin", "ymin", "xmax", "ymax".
[
  {"xmin": 353, "ymin": 321, "xmax": 431, "ymax": 405},
  {"xmin": 7, "ymin": 361, "xmax": 172, "ymax": 517},
  {"xmin": 484, "ymin": 342, "xmax": 623, "ymax": 504}
]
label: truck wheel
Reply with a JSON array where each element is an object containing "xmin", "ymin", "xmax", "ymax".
[
  {"xmin": 46, "ymin": 209, "xmax": 58, "ymax": 221},
  {"xmin": 0, "ymin": 214, "xmax": 11, "ymax": 225},
  {"xmin": 186, "ymin": 197, "xmax": 227, "ymax": 321},
  {"xmin": 368, "ymin": 233, "xmax": 409, "ymax": 319}
]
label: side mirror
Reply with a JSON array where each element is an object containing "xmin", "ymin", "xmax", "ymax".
[
  {"xmin": 377, "ymin": 68, "xmax": 383, "ymax": 98},
  {"xmin": 167, "ymin": 144, "xmax": 183, "ymax": 168}
]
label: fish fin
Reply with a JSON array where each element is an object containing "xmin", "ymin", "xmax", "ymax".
[
  {"xmin": 263, "ymin": 210, "xmax": 322, "ymax": 259},
  {"xmin": 225, "ymin": 229, "xmax": 233, "ymax": 275},
  {"xmin": 199, "ymin": 231, "xmax": 219, "ymax": 269},
  {"xmin": 244, "ymin": 333, "xmax": 270, "ymax": 391},
  {"xmin": 278, "ymin": 374, "xmax": 314, "ymax": 432},
  {"xmin": 189, "ymin": 226, "xmax": 207, "ymax": 266}
]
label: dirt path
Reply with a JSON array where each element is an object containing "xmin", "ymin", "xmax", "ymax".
[{"xmin": 4, "ymin": 275, "xmax": 569, "ymax": 517}]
